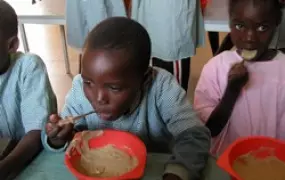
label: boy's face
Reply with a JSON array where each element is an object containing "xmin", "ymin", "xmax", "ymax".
[
  {"xmin": 0, "ymin": 34, "xmax": 18, "ymax": 74},
  {"xmin": 229, "ymin": 1, "xmax": 278, "ymax": 60},
  {"xmin": 81, "ymin": 49, "xmax": 143, "ymax": 121},
  {"xmin": 0, "ymin": 35, "xmax": 9, "ymax": 74}
]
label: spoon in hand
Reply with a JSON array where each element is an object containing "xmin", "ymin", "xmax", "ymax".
[{"xmin": 57, "ymin": 111, "xmax": 95, "ymax": 127}]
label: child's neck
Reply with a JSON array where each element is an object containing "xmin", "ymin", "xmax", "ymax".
[{"xmin": 124, "ymin": 90, "xmax": 142, "ymax": 115}]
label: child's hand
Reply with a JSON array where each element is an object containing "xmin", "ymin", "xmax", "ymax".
[
  {"xmin": 163, "ymin": 173, "xmax": 182, "ymax": 180},
  {"xmin": 227, "ymin": 62, "xmax": 249, "ymax": 92},
  {"xmin": 46, "ymin": 114, "xmax": 74, "ymax": 148}
]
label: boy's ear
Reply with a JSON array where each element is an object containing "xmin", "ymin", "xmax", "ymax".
[{"xmin": 7, "ymin": 36, "xmax": 19, "ymax": 53}]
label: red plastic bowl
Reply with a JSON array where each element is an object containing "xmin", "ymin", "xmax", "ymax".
[
  {"xmin": 217, "ymin": 136, "xmax": 285, "ymax": 180},
  {"xmin": 65, "ymin": 130, "xmax": 147, "ymax": 180}
]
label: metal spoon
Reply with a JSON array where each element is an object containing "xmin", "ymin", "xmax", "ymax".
[
  {"xmin": 241, "ymin": 49, "xmax": 257, "ymax": 63},
  {"xmin": 57, "ymin": 111, "xmax": 95, "ymax": 127}
]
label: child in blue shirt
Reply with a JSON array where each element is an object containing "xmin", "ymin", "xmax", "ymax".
[
  {"xmin": 43, "ymin": 17, "xmax": 210, "ymax": 180},
  {"xmin": 0, "ymin": 0, "xmax": 56, "ymax": 178}
]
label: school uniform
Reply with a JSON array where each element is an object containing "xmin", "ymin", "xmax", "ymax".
[
  {"xmin": 42, "ymin": 67, "xmax": 210, "ymax": 180},
  {"xmin": 195, "ymin": 50, "xmax": 285, "ymax": 156},
  {"xmin": 0, "ymin": 52, "xmax": 56, "ymax": 140}
]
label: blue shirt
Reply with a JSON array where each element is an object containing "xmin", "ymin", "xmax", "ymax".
[
  {"xmin": 0, "ymin": 52, "xmax": 56, "ymax": 140},
  {"xmin": 42, "ymin": 68, "xmax": 210, "ymax": 180},
  {"xmin": 66, "ymin": 0, "xmax": 205, "ymax": 61}
]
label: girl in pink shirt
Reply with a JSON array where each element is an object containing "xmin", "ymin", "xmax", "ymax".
[{"xmin": 194, "ymin": 0, "xmax": 285, "ymax": 156}]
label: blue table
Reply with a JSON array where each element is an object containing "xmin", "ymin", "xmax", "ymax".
[{"xmin": 15, "ymin": 151, "xmax": 231, "ymax": 180}]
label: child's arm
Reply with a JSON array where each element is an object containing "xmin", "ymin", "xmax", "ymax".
[
  {"xmin": 41, "ymin": 75, "xmax": 88, "ymax": 152},
  {"xmin": 205, "ymin": 86, "xmax": 240, "ymax": 137},
  {"xmin": 0, "ymin": 131, "xmax": 41, "ymax": 178},
  {"xmin": 194, "ymin": 60, "xmax": 248, "ymax": 137},
  {"xmin": 0, "ymin": 54, "xmax": 56, "ymax": 178},
  {"xmin": 156, "ymin": 70, "xmax": 210, "ymax": 180}
]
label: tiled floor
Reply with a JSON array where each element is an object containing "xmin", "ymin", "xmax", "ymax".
[{"xmin": 18, "ymin": 24, "xmax": 227, "ymax": 110}]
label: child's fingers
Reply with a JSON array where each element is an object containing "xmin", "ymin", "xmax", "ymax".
[
  {"xmin": 47, "ymin": 126, "xmax": 61, "ymax": 139},
  {"xmin": 46, "ymin": 123, "xmax": 55, "ymax": 133},
  {"xmin": 56, "ymin": 123, "xmax": 74, "ymax": 140},
  {"xmin": 49, "ymin": 114, "xmax": 61, "ymax": 123}
]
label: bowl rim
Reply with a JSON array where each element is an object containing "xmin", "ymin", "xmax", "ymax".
[
  {"xmin": 217, "ymin": 136, "xmax": 285, "ymax": 180},
  {"xmin": 64, "ymin": 129, "xmax": 147, "ymax": 180}
]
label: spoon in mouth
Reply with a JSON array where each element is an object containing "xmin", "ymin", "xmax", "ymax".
[{"xmin": 241, "ymin": 49, "xmax": 258, "ymax": 62}]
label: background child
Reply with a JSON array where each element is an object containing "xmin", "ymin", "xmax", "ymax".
[
  {"xmin": 0, "ymin": 0, "xmax": 56, "ymax": 178},
  {"xmin": 194, "ymin": 0, "xmax": 285, "ymax": 156},
  {"xmin": 43, "ymin": 17, "xmax": 210, "ymax": 180}
]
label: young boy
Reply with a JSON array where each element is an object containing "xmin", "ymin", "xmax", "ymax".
[
  {"xmin": 0, "ymin": 0, "xmax": 56, "ymax": 178},
  {"xmin": 43, "ymin": 17, "xmax": 210, "ymax": 180}
]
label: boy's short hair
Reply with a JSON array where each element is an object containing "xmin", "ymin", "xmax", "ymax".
[
  {"xmin": 0, "ymin": 0, "xmax": 18, "ymax": 39},
  {"xmin": 84, "ymin": 17, "xmax": 151, "ymax": 76}
]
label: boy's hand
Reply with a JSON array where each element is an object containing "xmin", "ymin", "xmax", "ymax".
[
  {"xmin": 163, "ymin": 173, "xmax": 182, "ymax": 180},
  {"xmin": 227, "ymin": 62, "xmax": 249, "ymax": 92},
  {"xmin": 46, "ymin": 114, "xmax": 74, "ymax": 148}
]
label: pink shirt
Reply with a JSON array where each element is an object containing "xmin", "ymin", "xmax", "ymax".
[{"xmin": 194, "ymin": 50, "xmax": 285, "ymax": 156}]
